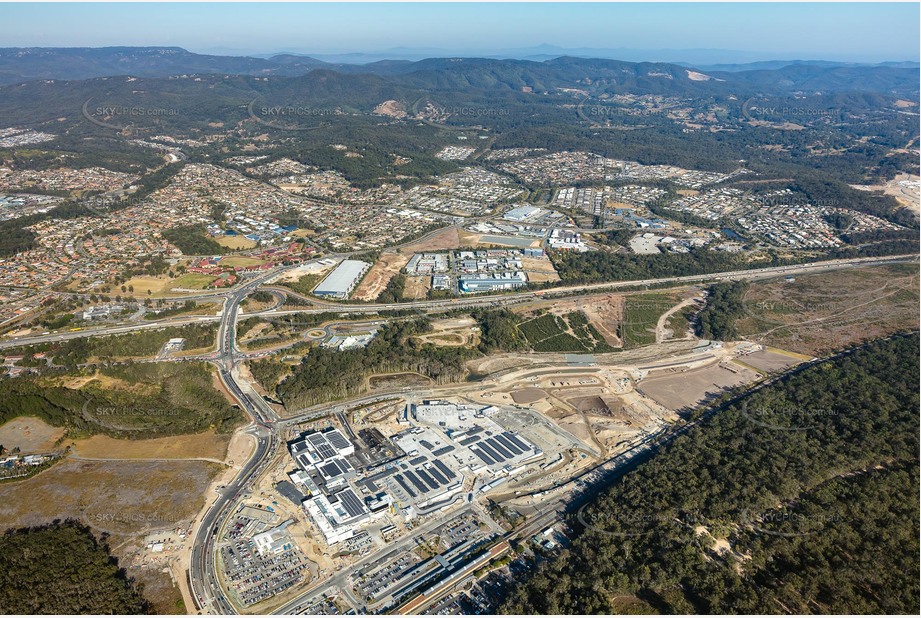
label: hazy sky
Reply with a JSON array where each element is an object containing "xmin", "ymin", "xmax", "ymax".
[{"xmin": 1, "ymin": 2, "xmax": 918, "ymax": 62}]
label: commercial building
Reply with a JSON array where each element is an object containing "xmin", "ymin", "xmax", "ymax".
[
  {"xmin": 458, "ymin": 272, "xmax": 527, "ymax": 293},
  {"xmin": 312, "ymin": 259, "xmax": 371, "ymax": 298}
]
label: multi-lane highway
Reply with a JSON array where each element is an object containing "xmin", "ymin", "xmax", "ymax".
[
  {"xmin": 3, "ymin": 254, "xmax": 914, "ymax": 352},
  {"xmin": 3, "ymin": 250, "xmax": 914, "ymax": 615}
]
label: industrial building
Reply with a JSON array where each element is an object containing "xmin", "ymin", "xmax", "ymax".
[
  {"xmin": 312, "ymin": 259, "xmax": 371, "ymax": 298},
  {"xmin": 503, "ymin": 205, "xmax": 546, "ymax": 222},
  {"xmin": 458, "ymin": 272, "xmax": 527, "ymax": 293}
]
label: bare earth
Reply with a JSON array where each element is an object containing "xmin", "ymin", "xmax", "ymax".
[
  {"xmin": 352, "ymin": 252, "xmax": 409, "ymax": 301},
  {"xmin": 0, "ymin": 416, "xmax": 65, "ymax": 453}
]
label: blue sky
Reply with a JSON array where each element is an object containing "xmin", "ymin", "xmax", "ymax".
[{"xmin": 0, "ymin": 2, "xmax": 918, "ymax": 63}]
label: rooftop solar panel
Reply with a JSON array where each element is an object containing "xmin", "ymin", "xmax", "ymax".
[
  {"xmin": 315, "ymin": 443, "xmax": 336, "ymax": 460},
  {"xmin": 416, "ymin": 468, "xmax": 439, "ymax": 490},
  {"xmin": 338, "ymin": 489, "xmax": 366, "ymax": 518},
  {"xmin": 321, "ymin": 461, "xmax": 342, "ymax": 477},
  {"xmin": 419, "ymin": 439, "xmax": 435, "ymax": 450},
  {"xmin": 427, "ymin": 466, "xmax": 447, "ymax": 485},
  {"xmin": 403, "ymin": 470, "xmax": 428, "ymax": 494},
  {"xmin": 494, "ymin": 433, "xmax": 522, "ymax": 455},
  {"xmin": 409, "ymin": 455, "xmax": 428, "ymax": 466},
  {"xmin": 485, "ymin": 438, "xmax": 512, "ymax": 459},
  {"xmin": 325, "ymin": 430, "xmax": 351, "ymax": 450},
  {"xmin": 308, "ymin": 433, "xmax": 327, "ymax": 446},
  {"xmin": 504, "ymin": 432, "xmax": 530, "ymax": 451},
  {"xmin": 478, "ymin": 441, "xmax": 505, "ymax": 463},
  {"xmin": 471, "ymin": 448, "xmax": 494, "ymax": 466},
  {"xmin": 394, "ymin": 475, "xmax": 416, "ymax": 498},
  {"xmin": 431, "ymin": 445, "xmax": 455, "ymax": 457},
  {"xmin": 433, "ymin": 459, "xmax": 456, "ymax": 479},
  {"xmin": 458, "ymin": 435, "xmax": 481, "ymax": 446}
]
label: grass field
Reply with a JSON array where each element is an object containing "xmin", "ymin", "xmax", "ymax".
[
  {"xmin": 0, "ymin": 416, "xmax": 64, "ymax": 453},
  {"xmin": 518, "ymin": 311, "xmax": 615, "ymax": 352},
  {"xmin": 218, "ymin": 256, "xmax": 267, "ymax": 268},
  {"xmin": 622, "ymin": 294, "xmax": 675, "ymax": 348},
  {"xmin": 214, "ymin": 235, "xmax": 257, "ymax": 250},
  {"xmin": 168, "ymin": 273, "xmax": 217, "ymax": 290},
  {"xmin": 0, "ymin": 458, "xmax": 221, "ymax": 536},
  {"xmin": 736, "ymin": 264, "xmax": 919, "ymax": 355},
  {"xmin": 71, "ymin": 431, "xmax": 230, "ymax": 461}
]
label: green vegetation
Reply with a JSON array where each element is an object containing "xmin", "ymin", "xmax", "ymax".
[
  {"xmin": 501, "ymin": 334, "xmax": 920, "ymax": 615},
  {"xmin": 518, "ymin": 311, "xmax": 615, "ymax": 353},
  {"xmin": 470, "ymin": 309, "xmax": 529, "ymax": 354},
  {"xmin": 620, "ymin": 294, "xmax": 672, "ymax": 348},
  {"xmin": 144, "ymin": 300, "xmax": 199, "ymax": 320},
  {"xmin": 0, "ymin": 362, "xmax": 243, "ymax": 439},
  {"xmin": 696, "ymin": 281, "xmax": 749, "ymax": 340},
  {"xmin": 162, "ymin": 224, "xmax": 226, "ymax": 256},
  {"xmin": 550, "ymin": 246, "xmax": 764, "ymax": 284},
  {"xmin": 277, "ymin": 318, "xmax": 475, "ymax": 407},
  {"xmin": 281, "ymin": 272, "xmax": 323, "ymax": 297},
  {"xmin": 375, "ymin": 273, "xmax": 406, "ymax": 304},
  {"xmin": 0, "ymin": 520, "xmax": 150, "ymax": 614},
  {"xmin": 48, "ymin": 323, "xmax": 217, "ymax": 367}
]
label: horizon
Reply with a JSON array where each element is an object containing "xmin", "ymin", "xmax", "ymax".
[{"xmin": 0, "ymin": 2, "xmax": 918, "ymax": 65}]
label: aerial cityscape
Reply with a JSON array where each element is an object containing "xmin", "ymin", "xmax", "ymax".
[{"xmin": 0, "ymin": 2, "xmax": 918, "ymax": 617}]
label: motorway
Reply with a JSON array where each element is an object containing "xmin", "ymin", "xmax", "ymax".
[
  {"xmin": 2, "ymin": 254, "xmax": 915, "ymax": 352},
  {"xmin": 2, "ymin": 251, "xmax": 914, "ymax": 614}
]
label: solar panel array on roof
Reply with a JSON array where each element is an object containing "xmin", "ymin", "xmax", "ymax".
[
  {"xmin": 419, "ymin": 439, "xmax": 435, "ymax": 450},
  {"xmin": 325, "ymin": 430, "xmax": 351, "ymax": 450},
  {"xmin": 485, "ymin": 437, "xmax": 512, "ymax": 459},
  {"xmin": 494, "ymin": 434, "xmax": 520, "ymax": 455},
  {"xmin": 427, "ymin": 466, "xmax": 447, "ymax": 485},
  {"xmin": 504, "ymin": 432, "xmax": 529, "ymax": 451},
  {"xmin": 307, "ymin": 433, "xmax": 327, "ymax": 446},
  {"xmin": 478, "ymin": 441, "xmax": 503, "ymax": 462},
  {"xmin": 471, "ymin": 448, "xmax": 494, "ymax": 465},
  {"xmin": 458, "ymin": 435, "xmax": 481, "ymax": 446},
  {"xmin": 431, "ymin": 445, "xmax": 454, "ymax": 457},
  {"xmin": 416, "ymin": 469, "xmax": 438, "ymax": 490},
  {"xmin": 318, "ymin": 443, "xmax": 337, "ymax": 460},
  {"xmin": 394, "ymin": 475, "xmax": 416, "ymax": 498},
  {"xmin": 404, "ymin": 470, "xmax": 427, "ymax": 494},
  {"xmin": 321, "ymin": 461, "xmax": 345, "ymax": 478},
  {"xmin": 433, "ymin": 460, "xmax": 456, "ymax": 479},
  {"xmin": 409, "ymin": 455, "xmax": 428, "ymax": 466},
  {"xmin": 337, "ymin": 489, "xmax": 366, "ymax": 518}
]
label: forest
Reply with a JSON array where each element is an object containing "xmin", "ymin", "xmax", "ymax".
[
  {"xmin": 695, "ymin": 281, "xmax": 749, "ymax": 340},
  {"xmin": 501, "ymin": 333, "xmax": 920, "ymax": 615},
  {"xmin": 0, "ymin": 520, "xmax": 149, "ymax": 614}
]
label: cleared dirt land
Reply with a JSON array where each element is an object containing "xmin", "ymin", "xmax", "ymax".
[
  {"xmin": 0, "ymin": 416, "xmax": 64, "ymax": 453},
  {"xmin": 637, "ymin": 361, "xmax": 761, "ymax": 413},
  {"xmin": 736, "ymin": 264, "xmax": 919, "ymax": 355},
  {"xmin": 400, "ymin": 226, "xmax": 462, "ymax": 252},
  {"xmin": 403, "ymin": 275, "xmax": 431, "ymax": 299},
  {"xmin": 352, "ymin": 252, "xmax": 409, "ymax": 301},
  {"xmin": 412, "ymin": 316, "xmax": 480, "ymax": 347}
]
